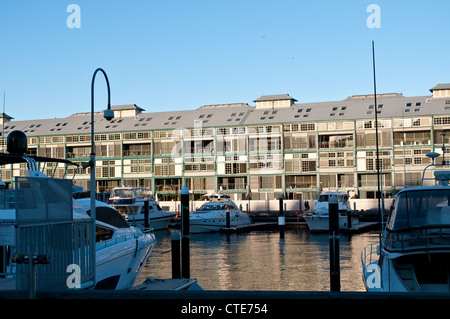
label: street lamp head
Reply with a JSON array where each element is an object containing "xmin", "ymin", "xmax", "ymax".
[{"xmin": 103, "ymin": 108, "xmax": 114, "ymax": 121}]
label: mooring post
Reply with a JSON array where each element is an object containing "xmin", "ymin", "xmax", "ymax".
[
  {"xmin": 180, "ymin": 186, "xmax": 190, "ymax": 279},
  {"xmin": 226, "ymin": 211, "xmax": 231, "ymax": 229},
  {"xmin": 347, "ymin": 206, "xmax": 352, "ymax": 229},
  {"xmin": 171, "ymin": 230, "xmax": 181, "ymax": 279},
  {"xmin": 329, "ymin": 195, "xmax": 340, "ymax": 292},
  {"xmin": 279, "ymin": 194, "xmax": 285, "ymax": 239},
  {"xmin": 144, "ymin": 197, "xmax": 150, "ymax": 229}
]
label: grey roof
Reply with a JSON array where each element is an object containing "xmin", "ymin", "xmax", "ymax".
[
  {"xmin": 2, "ymin": 88, "xmax": 450, "ymax": 137},
  {"xmin": 0, "ymin": 113, "xmax": 13, "ymax": 120},
  {"xmin": 111, "ymin": 104, "xmax": 145, "ymax": 111},
  {"xmin": 430, "ymin": 83, "xmax": 450, "ymax": 91},
  {"xmin": 253, "ymin": 94, "xmax": 297, "ymax": 102}
]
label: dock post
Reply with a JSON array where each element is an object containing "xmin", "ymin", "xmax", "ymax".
[
  {"xmin": 171, "ymin": 230, "xmax": 181, "ymax": 279},
  {"xmin": 226, "ymin": 211, "xmax": 230, "ymax": 229},
  {"xmin": 329, "ymin": 195, "xmax": 340, "ymax": 292},
  {"xmin": 144, "ymin": 198, "xmax": 150, "ymax": 228},
  {"xmin": 347, "ymin": 206, "xmax": 352, "ymax": 229},
  {"xmin": 180, "ymin": 186, "xmax": 190, "ymax": 279},
  {"xmin": 279, "ymin": 194, "xmax": 285, "ymax": 239}
]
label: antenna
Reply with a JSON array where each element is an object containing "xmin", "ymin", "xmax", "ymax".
[{"xmin": 2, "ymin": 92, "xmax": 5, "ymax": 152}]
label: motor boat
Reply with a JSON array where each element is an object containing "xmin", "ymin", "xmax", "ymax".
[
  {"xmin": 108, "ymin": 187, "xmax": 177, "ymax": 230},
  {"xmin": 73, "ymin": 198, "xmax": 155, "ymax": 289},
  {"xmin": 303, "ymin": 191, "xmax": 358, "ymax": 232},
  {"xmin": 0, "ymin": 131, "xmax": 156, "ymax": 291},
  {"xmin": 190, "ymin": 197, "xmax": 251, "ymax": 233},
  {"xmin": 362, "ymin": 164, "xmax": 450, "ymax": 292}
]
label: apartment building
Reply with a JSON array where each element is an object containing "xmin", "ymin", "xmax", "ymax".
[{"xmin": 2, "ymin": 83, "xmax": 450, "ymax": 201}]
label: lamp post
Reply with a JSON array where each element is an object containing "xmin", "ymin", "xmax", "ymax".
[{"xmin": 85, "ymin": 68, "xmax": 114, "ymax": 283}]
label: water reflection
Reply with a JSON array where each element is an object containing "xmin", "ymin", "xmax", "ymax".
[{"xmin": 136, "ymin": 227, "xmax": 380, "ymax": 291}]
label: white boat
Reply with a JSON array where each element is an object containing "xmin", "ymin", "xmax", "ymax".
[
  {"xmin": 362, "ymin": 168, "xmax": 450, "ymax": 292},
  {"xmin": 303, "ymin": 191, "xmax": 358, "ymax": 232},
  {"xmin": 0, "ymin": 135, "xmax": 155, "ymax": 291},
  {"xmin": 190, "ymin": 197, "xmax": 251, "ymax": 233},
  {"xmin": 108, "ymin": 187, "xmax": 177, "ymax": 230},
  {"xmin": 73, "ymin": 198, "xmax": 156, "ymax": 289}
]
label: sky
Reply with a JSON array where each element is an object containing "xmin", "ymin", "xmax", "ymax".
[{"xmin": 0, "ymin": 0, "xmax": 449, "ymax": 121}]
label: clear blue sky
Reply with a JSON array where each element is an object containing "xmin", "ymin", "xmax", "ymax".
[{"xmin": 0, "ymin": 0, "xmax": 449, "ymax": 121}]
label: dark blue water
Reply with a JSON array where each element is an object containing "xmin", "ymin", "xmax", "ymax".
[{"xmin": 136, "ymin": 226, "xmax": 380, "ymax": 291}]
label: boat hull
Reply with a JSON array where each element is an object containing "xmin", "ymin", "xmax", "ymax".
[
  {"xmin": 304, "ymin": 214, "xmax": 359, "ymax": 232},
  {"xmin": 190, "ymin": 216, "xmax": 251, "ymax": 233},
  {"xmin": 127, "ymin": 213, "xmax": 177, "ymax": 230},
  {"xmin": 95, "ymin": 232, "xmax": 156, "ymax": 289}
]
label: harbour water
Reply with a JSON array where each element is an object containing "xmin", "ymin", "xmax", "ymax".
[{"xmin": 135, "ymin": 226, "xmax": 380, "ymax": 292}]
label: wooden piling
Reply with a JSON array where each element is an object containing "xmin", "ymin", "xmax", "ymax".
[
  {"xmin": 180, "ymin": 186, "xmax": 190, "ymax": 279},
  {"xmin": 171, "ymin": 230, "xmax": 181, "ymax": 279},
  {"xmin": 328, "ymin": 195, "xmax": 340, "ymax": 292}
]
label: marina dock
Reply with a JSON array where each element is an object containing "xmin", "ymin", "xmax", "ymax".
[{"xmin": 219, "ymin": 217, "xmax": 378, "ymax": 233}]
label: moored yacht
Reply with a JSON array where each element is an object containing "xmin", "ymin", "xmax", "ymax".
[
  {"xmin": 74, "ymin": 198, "xmax": 156, "ymax": 289},
  {"xmin": 108, "ymin": 187, "xmax": 177, "ymax": 230},
  {"xmin": 190, "ymin": 197, "xmax": 251, "ymax": 233},
  {"xmin": 362, "ymin": 164, "xmax": 450, "ymax": 292},
  {"xmin": 303, "ymin": 191, "xmax": 358, "ymax": 232}
]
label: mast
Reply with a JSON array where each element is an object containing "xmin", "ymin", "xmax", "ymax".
[{"xmin": 372, "ymin": 41, "xmax": 382, "ymax": 243}]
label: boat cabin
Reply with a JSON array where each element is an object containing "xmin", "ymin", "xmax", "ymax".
[
  {"xmin": 317, "ymin": 193, "xmax": 349, "ymax": 204},
  {"xmin": 384, "ymin": 185, "xmax": 450, "ymax": 253},
  {"xmin": 195, "ymin": 201, "xmax": 238, "ymax": 213}
]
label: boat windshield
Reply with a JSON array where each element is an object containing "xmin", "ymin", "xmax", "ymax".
[
  {"xmin": 197, "ymin": 203, "xmax": 236, "ymax": 212},
  {"xmin": 135, "ymin": 188, "xmax": 152, "ymax": 199},
  {"xmin": 111, "ymin": 188, "xmax": 135, "ymax": 198},
  {"xmin": 387, "ymin": 189, "xmax": 450, "ymax": 231},
  {"xmin": 318, "ymin": 194, "xmax": 348, "ymax": 203}
]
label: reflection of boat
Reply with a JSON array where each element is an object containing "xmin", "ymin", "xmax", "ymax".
[
  {"xmin": 0, "ymin": 131, "xmax": 156, "ymax": 290},
  {"xmin": 362, "ymin": 170, "xmax": 450, "ymax": 292},
  {"xmin": 108, "ymin": 187, "xmax": 177, "ymax": 230},
  {"xmin": 303, "ymin": 191, "xmax": 358, "ymax": 232},
  {"xmin": 190, "ymin": 197, "xmax": 251, "ymax": 233}
]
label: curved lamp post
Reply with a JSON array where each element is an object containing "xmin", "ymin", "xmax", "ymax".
[{"xmin": 83, "ymin": 68, "xmax": 114, "ymax": 283}]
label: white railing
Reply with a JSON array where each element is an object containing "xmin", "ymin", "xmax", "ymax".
[
  {"xmin": 96, "ymin": 233, "xmax": 139, "ymax": 250},
  {"xmin": 361, "ymin": 242, "xmax": 380, "ymax": 278}
]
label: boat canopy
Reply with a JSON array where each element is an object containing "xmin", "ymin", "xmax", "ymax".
[
  {"xmin": 196, "ymin": 202, "xmax": 237, "ymax": 212},
  {"xmin": 110, "ymin": 187, "xmax": 153, "ymax": 199},
  {"xmin": 387, "ymin": 188, "xmax": 450, "ymax": 231},
  {"xmin": 111, "ymin": 188, "xmax": 135, "ymax": 198}
]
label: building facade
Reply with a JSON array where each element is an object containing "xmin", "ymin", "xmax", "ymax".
[{"xmin": 2, "ymin": 84, "xmax": 450, "ymax": 201}]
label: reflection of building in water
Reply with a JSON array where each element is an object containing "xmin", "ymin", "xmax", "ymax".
[{"xmin": 2, "ymin": 84, "xmax": 450, "ymax": 200}]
